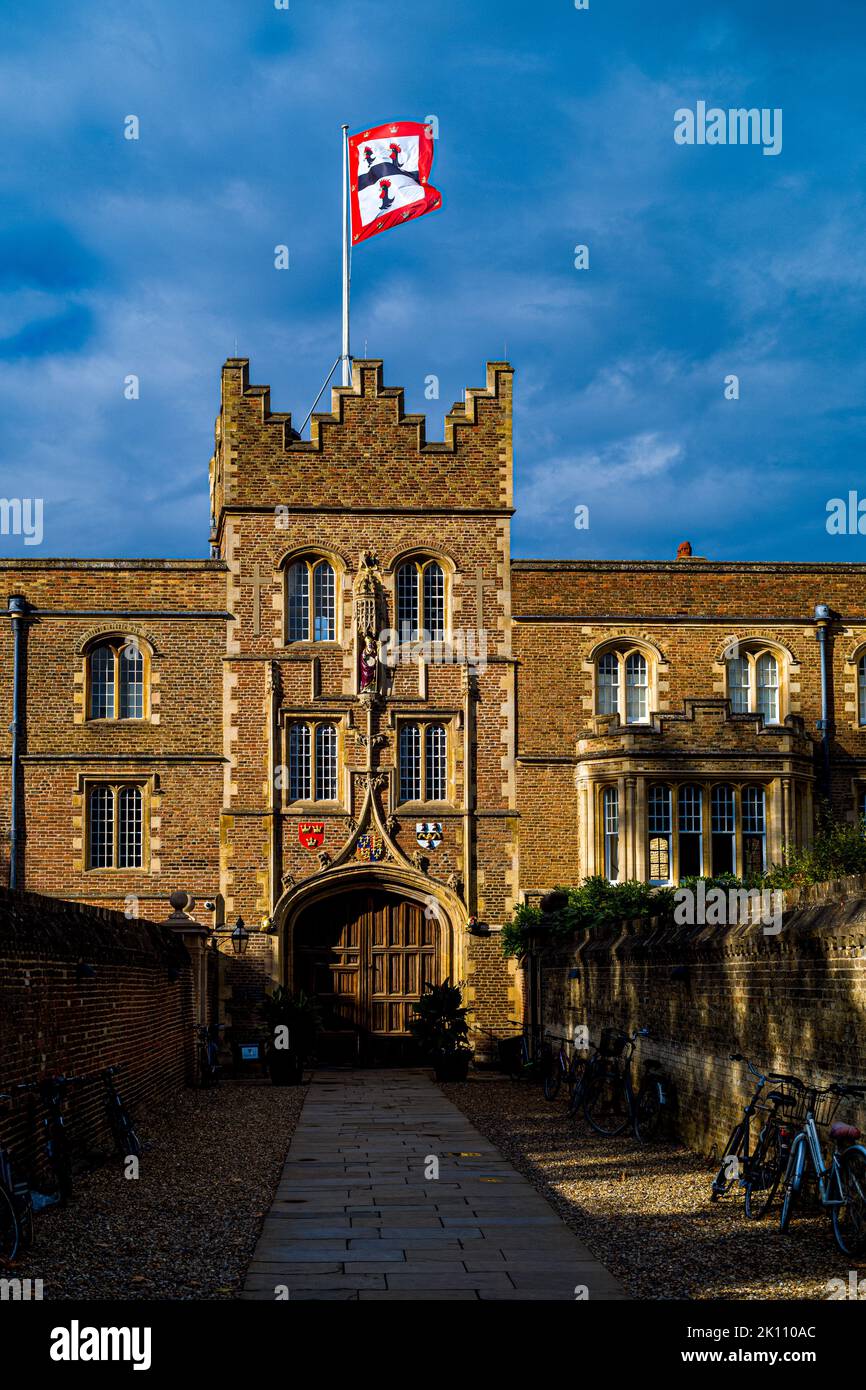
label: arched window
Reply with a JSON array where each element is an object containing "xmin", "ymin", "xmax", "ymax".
[
  {"xmin": 602, "ymin": 786, "xmax": 619, "ymax": 882},
  {"xmin": 742, "ymin": 785, "xmax": 767, "ymax": 875},
  {"xmin": 726, "ymin": 646, "xmax": 782, "ymax": 724},
  {"xmin": 711, "ymin": 783, "xmax": 736, "ymax": 876},
  {"xmin": 88, "ymin": 639, "xmax": 146, "ymax": 720},
  {"xmin": 857, "ymin": 656, "xmax": 866, "ymax": 726},
  {"xmin": 647, "ymin": 784, "xmax": 672, "ymax": 884},
  {"xmin": 396, "ymin": 559, "xmax": 446, "ymax": 642},
  {"xmin": 88, "ymin": 783, "xmax": 143, "ymax": 869},
  {"xmin": 399, "ymin": 722, "xmax": 448, "ymax": 803},
  {"xmin": 678, "ymin": 784, "xmax": 703, "ymax": 877},
  {"xmin": 597, "ymin": 653, "xmax": 618, "ymax": 715},
  {"xmin": 595, "ymin": 646, "xmax": 652, "ymax": 724},
  {"xmin": 287, "ymin": 721, "xmax": 338, "ymax": 802},
  {"xmin": 286, "ymin": 559, "xmax": 336, "ymax": 642},
  {"xmin": 625, "ymin": 652, "xmax": 648, "ymax": 723},
  {"xmin": 756, "ymin": 654, "xmax": 778, "ymax": 724}
]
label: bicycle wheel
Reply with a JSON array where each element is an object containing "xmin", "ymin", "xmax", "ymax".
[
  {"xmin": 744, "ymin": 1121, "xmax": 784, "ymax": 1220},
  {"xmin": 779, "ymin": 1138, "xmax": 805, "ymax": 1234},
  {"xmin": 49, "ymin": 1126, "xmax": 74, "ymax": 1203},
  {"xmin": 566, "ymin": 1053, "xmax": 584, "ymax": 1099},
  {"xmin": 711, "ymin": 1124, "xmax": 744, "ymax": 1200},
  {"xmin": 0, "ymin": 1182, "xmax": 19, "ymax": 1263},
  {"xmin": 633, "ymin": 1080, "xmax": 662, "ymax": 1142},
  {"xmin": 832, "ymin": 1147, "xmax": 866, "ymax": 1257},
  {"xmin": 584, "ymin": 1067, "xmax": 629, "ymax": 1137},
  {"xmin": 16, "ymin": 1192, "xmax": 34, "ymax": 1250},
  {"xmin": 543, "ymin": 1051, "xmax": 562, "ymax": 1101},
  {"xmin": 110, "ymin": 1107, "xmax": 143, "ymax": 1162}
]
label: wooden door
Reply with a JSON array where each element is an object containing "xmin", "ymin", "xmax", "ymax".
[{"xmin": 295, "ymin": 890, "xmax": 442, "ymax": 1045}]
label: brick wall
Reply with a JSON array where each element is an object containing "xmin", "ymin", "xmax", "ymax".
[
  {"xmin": 0, "ymin": 887, "xmax": 193, "ymax": 1186},
  {"xmin": 536, "ymin": 877, "xmax": 866, "ymax": 1156}
]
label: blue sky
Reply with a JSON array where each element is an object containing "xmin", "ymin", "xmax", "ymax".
[{"xmin": 2, "ymin": 0, "xmax": 866, "ymax": 560}]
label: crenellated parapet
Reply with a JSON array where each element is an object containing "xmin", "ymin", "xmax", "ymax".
[{"xmin": 210, "ymin": 355, "xmax": 514, "ymax": 534}]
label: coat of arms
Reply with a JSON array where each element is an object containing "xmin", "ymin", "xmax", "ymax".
[
  {"xmin": 298, "ymin": 822, "xmax": 325, "ymax": 850},
  {"xmin": 355, "ymin": 831, "xmax": 385, "ymax": 862},
  {"xmin": 416, "ymin": 821, "xmax": 442, "ymax": 851}
]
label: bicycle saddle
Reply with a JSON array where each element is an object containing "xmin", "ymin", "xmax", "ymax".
[{"xmin": 830, "ymin": 1122, "xmax": 862, "ymax": 1143}]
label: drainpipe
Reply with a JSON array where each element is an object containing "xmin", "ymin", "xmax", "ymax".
[
  {"xmin": 7, "ymin": 594, "xmax": 31, "ymax": 891},
  {"xmin": 814, "ymin": 603, "xmax": 832, "ymax": 804}
]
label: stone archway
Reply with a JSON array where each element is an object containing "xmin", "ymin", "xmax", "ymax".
[{"xmin": 274, "ymin": 866, "xmax": 463, "ymax": 1064}]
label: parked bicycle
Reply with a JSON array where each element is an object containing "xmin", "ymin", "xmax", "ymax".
[
  {"xmin": 84, "ymin": 1066, "xmax": 142, "ymax": 1162},
  {"xmin": 580, "ymin": 1026, "xmax": 669, "ymax": 1142},
  {"xmin": 497, "ymin": 1020, "xmax": 547, "ymax": 1082},
  {"xmin": 541, "ymin": 1033, "xmax": 585, "ymax": 1102},
  {"xmin": 16, "ymin": 1074, "xmax": 88, "ymax": 1205},
  {"xmin": 779, "ymin": 1081, "xmax": 866, "ymax": 1255},
  {"xmin": 0, "ymin": 1094, "xmax": 34, "ymax": 1264},
  {"xmin": 710, "ymin": 1053, "xmax": 799, "ymax": 1218},
  {"xmin": 198, "ymin": 1023, "xmax": 224, "ymax": 1087}
]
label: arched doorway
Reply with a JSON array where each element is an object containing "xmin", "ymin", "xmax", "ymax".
[{"xmin": 293, "ymin": 887, "xmax": 449, "ymax": 1064}]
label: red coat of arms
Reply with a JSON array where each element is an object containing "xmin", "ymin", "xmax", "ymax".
[{"xmin": 299, "ymin": 822, "xmax": 325, "ymax": 850}]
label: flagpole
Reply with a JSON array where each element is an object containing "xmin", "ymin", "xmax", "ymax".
[{"xmin": 341, "ymin": 123, "xmax": 351, "ymax": 386}]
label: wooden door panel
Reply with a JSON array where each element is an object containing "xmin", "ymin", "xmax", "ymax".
[{"xmin": 296, "ymin": 889, "xmax": 444, "ymax": 1039}]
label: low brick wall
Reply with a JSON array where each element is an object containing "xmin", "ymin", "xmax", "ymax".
[
  {"xmin": 0, "ymin": 887, "xmax": 193, "ymax": 1185},
  {"xmin": 537, "ymin": 877, "xmax": 866, "ymax": 1157}
]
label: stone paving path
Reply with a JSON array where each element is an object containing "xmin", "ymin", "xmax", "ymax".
[{"xmin": 242, "ymin": 1069, "xmax": 627, "ymax": 1301}]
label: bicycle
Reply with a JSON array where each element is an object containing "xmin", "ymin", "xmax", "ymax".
[
  {"xmin": 542, "ymin": 1033, "xmax": 586, "ymax": 1102},
  {"xmin": 0, "ymin": 1094, "xmax": 34, "ymax": 1264},
  {"xmin": 710, "ymin": 1053, "xmax": 800, "ymax": 1219},
  {"xmin": 497, "ymin": 1020, "xmax": 547, "ymax": 1082},
  {"xmin": 198, "ymin": 1024, "xmax": 223, "ymax": 1087},
  {"xmin": 779, "ymin": 1081, "xmax": 866, "ymax": 1255},
  {"xmin": 85, "ymin": 1066, "xmax": 142, "ymax": 1162},
  {"xmin": 581, "ymin": 1026, "xmax": 669, "ymax": 1142},
  {"xmin": 16, "ymin": 1074, "xmax": 88, "ymax": 1205}
]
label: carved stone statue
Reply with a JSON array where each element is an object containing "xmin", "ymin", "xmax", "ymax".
[
  {"xmin": 354, "ymin": 549, "xmax": 384, "ymax": 696},
  {"xmin": 359, "ymin": 632, "xmax": 379, "ymax": 691}
]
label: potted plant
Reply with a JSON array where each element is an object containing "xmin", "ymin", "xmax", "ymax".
[
  {"xmin": 409, "ymin": 979, "xmax": 472, "ymax": 1082},
  {"xmin": 260, "ymin": 987, "xmax": 322, "ymax": 1085}
]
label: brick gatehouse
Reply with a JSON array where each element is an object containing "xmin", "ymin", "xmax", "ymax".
[{"xmin": 3, "ymin": 356, "xmax": 866, "ymax": 1055}]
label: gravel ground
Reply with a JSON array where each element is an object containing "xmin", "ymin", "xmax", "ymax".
[
  {"xmin": 441, "ymin": 1077, "xmax": 866, "ymax": 1300},
  {"xmin": 15, "ymin": 1080, "xmax": 305, "ymax": 1301}
]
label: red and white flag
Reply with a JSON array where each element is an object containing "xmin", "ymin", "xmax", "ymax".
[{"xmin": 349, "ymin": 121, "xmax": 442, "ymax": 245}]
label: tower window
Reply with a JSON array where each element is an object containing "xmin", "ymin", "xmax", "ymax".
[
  {"xmin": 399, "ymin": 722, "xmax": 448, "ymax": 803},
  {"xmin": 287, "ymin": 721, "xmax": 339, "ymax": 802},
  {"xmin": 286, "ymin": 559, "xmax": 336, "ymax": 642},
  {"xmin": 396, "ymin": 559, "xmax": 447, "ymax": 642}
]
